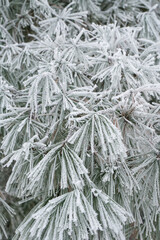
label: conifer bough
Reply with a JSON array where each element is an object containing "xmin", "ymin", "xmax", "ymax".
[{"xmin": 0, "ymin": 0, "xmax": 160, "ymax": 239}]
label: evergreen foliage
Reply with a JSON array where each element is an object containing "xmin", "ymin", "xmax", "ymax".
[{"xmin": 0, "ymin": 0, "xmax": 160, "ymax": 239}]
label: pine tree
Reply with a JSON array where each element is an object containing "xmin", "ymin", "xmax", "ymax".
[{"xmin": 0, "ymin": 0, "xmax": 160, "ymax": 239}]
